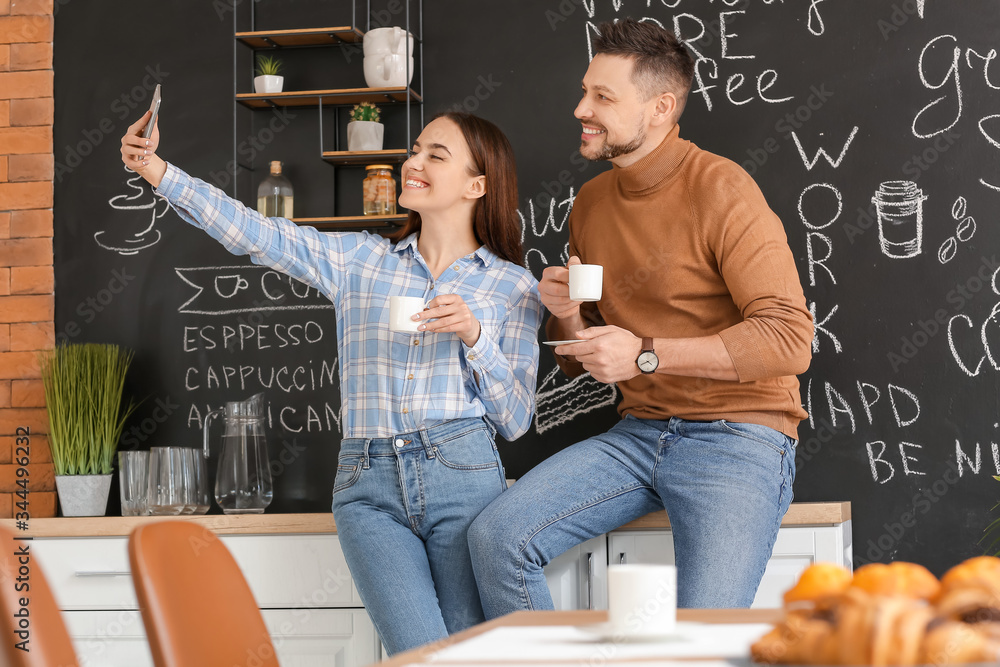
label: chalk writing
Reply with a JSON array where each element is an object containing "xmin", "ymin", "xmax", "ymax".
[{"xmin": 176, "ymin": 266, "xmax": 334, "ymax": 315}]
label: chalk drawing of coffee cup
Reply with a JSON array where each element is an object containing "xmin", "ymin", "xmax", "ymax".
[{"xmin": 872, "ymin": 180, "xmax": 927, "ymax": 259}]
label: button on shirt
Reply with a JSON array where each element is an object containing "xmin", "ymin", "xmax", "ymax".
[{"xmin": 155, "ymin": 163, "xmax": 543, "ymax": 440}]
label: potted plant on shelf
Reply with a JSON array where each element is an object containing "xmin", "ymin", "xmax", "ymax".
[
  {"xmin": 347, "ymin": 102, "xmax": 383, "ymax": 152},
  {"xmin": 254, "ymin": 54, "xmax": 284, "ymax": 94},
  {"xmin": 40, "ymin": 343, "xmax": 139, "ymax": 517}
]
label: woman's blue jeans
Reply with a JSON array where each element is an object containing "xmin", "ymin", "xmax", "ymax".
[
  {"xmin": 468, "ymin": 415, "xmax": 796, "ymax": 616},
  {"xmin": 331, "ymin": 418, "xmax": 507, "ymax": 656}
]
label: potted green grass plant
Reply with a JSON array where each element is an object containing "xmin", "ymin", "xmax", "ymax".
[
  {"xmin": 254, "ymin": 54, "xmax": 284, "ymax": 94},
  {"xmin": 40, "ymin": 343, "xmax": 139, "ymax": 516},
  {"xmin": 347, "ymin": 102, "xmax": 384, "ymax": 151}
]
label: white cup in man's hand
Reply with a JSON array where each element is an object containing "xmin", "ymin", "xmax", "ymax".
[
  {"xmin": 607, "ymin": 564, "xmax": 677, "ymax": 638},
  {"xmin": 568, "ymin": 264, "xmax": 603, "ymax": 302},
  {"xmin": 389, "ymin": 296, "xmax": 424, "ymax": 332}
]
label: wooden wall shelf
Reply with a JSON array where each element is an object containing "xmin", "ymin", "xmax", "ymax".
[
  {"xmin": 235, "ymin": 26, "xmax": 364, "ymax": 48},
  {"xmin": 322, "ymin": 149, "xmax": 409, "ymax": 165},
  {"xmin": 292, "ymin": 214, "xmax": 407, "ymax": 230},
  {"xmin": 237, "ymin": 87, "xmax": 422, "ymax": 108}
]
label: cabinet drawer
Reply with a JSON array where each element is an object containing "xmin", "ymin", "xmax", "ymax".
[
  {"xmin": 32, "ymin": 537, "xmax": 136, "ymax": 610},
  {"xmin": 223, "ymin": 534, "xmax": 363, "ymax": 608},
  {"xmin": 63, "ymin": 608, "xmax": 379, "ymax": 667},
  {"xmin": 32, "ymin": 534, "xmax": 363, "ymax": 610}
]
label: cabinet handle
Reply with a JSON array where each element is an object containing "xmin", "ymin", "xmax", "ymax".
[
  {"xmin": 73, "ymin": 570, "xmax": 131, "ymax": 577},
  {"xmin": 619, "ymin": 552, "xmax": 626, "ymax": 565},
  {"xmin": 585, "ymin": 551, "xmax": 594, "ymax": 610}
]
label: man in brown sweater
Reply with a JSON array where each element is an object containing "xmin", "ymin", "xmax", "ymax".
[{"xmin": 469, "ymin": 19, "xmax": 813, "ymax": 611}]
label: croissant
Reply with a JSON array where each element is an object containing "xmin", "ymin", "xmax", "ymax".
[{"xmin": 751, "ymin": 559, "xmax": 1000, "ymax": 666}]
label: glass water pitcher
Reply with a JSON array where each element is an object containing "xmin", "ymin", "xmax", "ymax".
[{"xmin": 202, "ymin": 393, "xmax": 273, "ymax": 514}]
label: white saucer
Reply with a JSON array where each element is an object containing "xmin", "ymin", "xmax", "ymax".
[
  {"xmin": 576, "ymin": 621, "xmax": 689, "ymax": 643},
  {"xmin": 543, "ymin": 339, "xmax": 586, "ymax": 346}
]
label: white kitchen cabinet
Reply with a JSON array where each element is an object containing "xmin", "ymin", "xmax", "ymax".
[
  {"xmin": 608, "ymin": 520, "xmax": 853, "ymax": 608},
  {"xmin": 543, "ymin": 535, "xmax": 608, "ymax": 610},
  {"xmin": 30, "ymin": 533, "xmax": 380, "ymax": 667}
]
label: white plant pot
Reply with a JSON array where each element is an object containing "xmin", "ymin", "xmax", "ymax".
[
  {"xmin": 347, "ymin": 121, "xmax": 384, "ymax": 152},
  {"xmin": 55, "ymin": 474, "xmax": 113, "ymax": 517},
  {"xmin": 254, "ymin": 75, "xmax": 284, "ymax": 94}
]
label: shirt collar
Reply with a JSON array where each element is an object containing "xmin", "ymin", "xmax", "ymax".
[
  {"xmin": 392, "ymin": 232, "xmax": 497, "ymax": 268},
  {"xmin": 614, "ymin": 123, "xmax": 691, "ymax": 194}
]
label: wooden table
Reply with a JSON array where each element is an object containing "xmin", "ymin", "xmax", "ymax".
[{"xmin": 377, "ymin": 609, "xmax": 782, "ymax": 666}]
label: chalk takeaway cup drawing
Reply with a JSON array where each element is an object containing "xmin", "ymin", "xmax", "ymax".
[{"xmin": 872, "ymin": 180, "xmax": 927, "ymax": 259}]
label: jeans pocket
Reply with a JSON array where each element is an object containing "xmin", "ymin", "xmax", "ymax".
[
  {"xmin": 333, "ymin": 457, "xmax": 363, "ymax": 494},
  {"xmin": 434, "ymin": 428, "xmax": 499, "ymax": 471},
  {"xmin": 717, "ymin": 420, "xmax": 786, "ymax": 457}
]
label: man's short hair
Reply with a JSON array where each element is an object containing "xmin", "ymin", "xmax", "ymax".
[{"xmin": 593, "ymin": 18, "xmax": 695, "ymax": 120}]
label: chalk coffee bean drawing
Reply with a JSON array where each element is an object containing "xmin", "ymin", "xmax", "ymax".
[{"xmin": 938, "ymin": 196, "xmax": 977, "ymax": 264}]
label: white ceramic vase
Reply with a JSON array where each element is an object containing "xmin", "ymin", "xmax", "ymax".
[
  {"xmin": 55, "ymin": 474, "xmax": 113, "ymax": 517},
  {"xmin": 347, "ymin": 121, "xmax": 384, "ymax": 152},
  {"xmin": 254, "ymin": 75, "xmax": 284, "ymax": 94}
]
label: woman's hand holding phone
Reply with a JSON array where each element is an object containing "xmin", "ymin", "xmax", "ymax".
[{"xmin": 120, "ymin": 110, "xmax": 166, "ymax": 188}]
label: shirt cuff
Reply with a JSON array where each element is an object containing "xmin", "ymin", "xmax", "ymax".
[
  {"xmin": 463, "ymin": 327, "xmax": 501, "ymax": 374},
  {"xmin": 152, "ymin": 162, "xmax": 181, "ymax": 200}
]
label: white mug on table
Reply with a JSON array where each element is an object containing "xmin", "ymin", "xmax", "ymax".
[{"xmin": 607, "ymin": 564, "xmax": 677, "ymax": 638}]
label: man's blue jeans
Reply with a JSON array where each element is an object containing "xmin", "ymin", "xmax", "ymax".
[
  {"xmin": 468, "ymin": 415, "xmax": 796, "ymax": 615},
  {"xmin": 331, "ymin": 418, "xmax": 508, "ymax": 655}
]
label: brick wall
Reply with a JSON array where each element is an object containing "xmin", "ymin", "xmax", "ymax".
[{"xmin": 0, "ymin": 0, "xmax": 57, "ymax": 517}]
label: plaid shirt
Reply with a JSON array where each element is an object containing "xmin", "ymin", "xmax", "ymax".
[{"xmin": 156, "ymin": 163, "xmax": 542, "ymax": 440}]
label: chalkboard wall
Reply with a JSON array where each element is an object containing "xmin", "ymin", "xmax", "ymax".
[{"xmin": 53, "ymin": 0, "xmax": 1000, "ymax": 575}]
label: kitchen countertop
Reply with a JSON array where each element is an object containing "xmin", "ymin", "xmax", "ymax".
[{"xmin": 0, "ymin": 501, "xmax": 850, "ymax": 537}]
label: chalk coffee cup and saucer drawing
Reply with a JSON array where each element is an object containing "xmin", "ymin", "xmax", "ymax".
[{"xmin": 580, "ymin": 564, "xmax": 687, "ymax": 643}]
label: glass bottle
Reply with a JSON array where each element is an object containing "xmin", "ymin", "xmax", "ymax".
[
  {"xmin": 256, "ymin": 160, "xmax": 294, "ymax": 219},
  {"xmin": 363, "ymin": 164, "xmax": 396, "ymax": 215}
]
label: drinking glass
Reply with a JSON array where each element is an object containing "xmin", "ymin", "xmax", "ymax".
[
  {"xmin": 180, "ymin": 447, "xmax": 211, "ymax": 515},
  {"xmin": 118, "ymin": 450, "xmax": 149, "ymax": 516},
  {"xmin": 146, "ymin": 447, "xmax": 186, "ymax": 516}
]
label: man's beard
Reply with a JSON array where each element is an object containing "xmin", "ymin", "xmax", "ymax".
[{"xmin": 582, "ymin": 124, "xmax": 647, "ymax": 161}]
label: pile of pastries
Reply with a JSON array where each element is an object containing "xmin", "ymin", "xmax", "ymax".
[{"xmin": 751, "ymin": 557, "xmax": 1000, "ymax": 665}]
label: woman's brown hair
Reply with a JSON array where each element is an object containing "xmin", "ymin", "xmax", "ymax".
[{"xmin": 391, "ymin": 111, "xmax": 524, "ymax": 266}]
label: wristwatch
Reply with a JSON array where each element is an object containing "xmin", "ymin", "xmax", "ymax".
[{"xmin": 637, "ymin": 337, "xmax": 659, "ymax": 374}]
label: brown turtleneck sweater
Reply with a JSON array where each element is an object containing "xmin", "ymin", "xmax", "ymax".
[{"xmin": 548, "ymin": 125, "xmax": 813, "ymax": 439}]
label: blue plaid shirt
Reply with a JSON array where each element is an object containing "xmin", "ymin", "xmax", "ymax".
[{"xmin": 155, "ymin": 163, "xmax": 543, "ymax": 440}]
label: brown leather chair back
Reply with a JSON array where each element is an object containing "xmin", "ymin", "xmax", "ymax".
[
  {"xmin": 0, "ymin": 523, "xmax": 79, "ymax": 667},
  {"xmin": 128, "ymin": 521, "xmax": 279, "ymax": 667}
]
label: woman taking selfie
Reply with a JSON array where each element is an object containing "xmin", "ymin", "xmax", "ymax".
[{"xmin": 120, "ymin": 110, "xmax": 542, "ymax": 654}]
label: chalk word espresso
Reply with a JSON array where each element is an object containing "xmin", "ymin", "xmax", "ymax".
[{"xmin": 176, "ymin": 266, "xmax": 333, "ymax": 315}]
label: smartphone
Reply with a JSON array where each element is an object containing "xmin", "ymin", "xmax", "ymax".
[{"xmin": 142, "ymin": 84, "xmax": 161, "ymax": 139}]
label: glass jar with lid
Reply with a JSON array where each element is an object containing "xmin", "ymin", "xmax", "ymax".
[{"xmin": 363, "ymin": 164, "xmax": 396, "ymax": 216}]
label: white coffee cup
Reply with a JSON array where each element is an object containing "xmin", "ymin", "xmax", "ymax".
[
  {"xmin": 362, "ymin": 26, "xmax": 414, "ymax": 58},
  {"xmin": 569, "ymin": 264, "xmax": 603, "ymax": 302},
  {"xmin": 389, "ymin": 296, "xmax": 424, "ymax": 333},
  {"xmin": 607, "ymin": 564, "xmax": 677, "ymax": 638},
  {"xmin": 363, "ymin": 54, "xmax": 415, "ymax": 88}
]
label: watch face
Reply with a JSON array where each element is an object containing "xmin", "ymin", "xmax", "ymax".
[{"xmin": 637, "ymin": 352, "xmax": 658, "ymax": 373}]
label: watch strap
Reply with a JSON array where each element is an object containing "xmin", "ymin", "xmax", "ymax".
[{"xmin": 642, "ymin": 337, "xmax": 653, "ymax": 353}]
